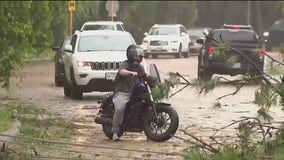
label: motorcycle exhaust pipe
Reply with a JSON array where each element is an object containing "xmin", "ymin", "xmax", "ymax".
[{"xmin": 94, "ymin": 117, "xmax": 113, "ymax": 125}]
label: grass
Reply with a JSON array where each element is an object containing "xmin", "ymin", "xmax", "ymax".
[
  {"xmin": 0, "ymin": 107, "xmax": 16, "ymax": 133},
  {"xmin": 0, "ymin": 101, "xmax": 77, "ymax": 140},
  {"xmin": 0, "ymin": 101, "xmax": 79, "ymax": 159},
  {"xmin": 25, "ymin": 48, "xmax": 55, "ymax": 61}
]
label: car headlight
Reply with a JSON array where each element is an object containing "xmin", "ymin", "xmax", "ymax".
[{"xmin": 77, "ymin": 61, "xmax": 91, "ymax": 67}]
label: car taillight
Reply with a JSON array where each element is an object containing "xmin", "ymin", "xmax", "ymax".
[
  {"xmin": 208, "ymin": 47, "xmax": 214, "ymax": 56},
  {"xmin": 232, "ymin": 26, "xmax": 240, "ymax": 29},
  {"xmin": 259, "ymin": 49, "xmax": 265, "ymax": 58}
]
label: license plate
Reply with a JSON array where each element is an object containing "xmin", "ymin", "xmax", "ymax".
[
  {"xmin": 232, "ymin": 63, "xmax": 241, "ymax": 68},
  {"xmin": 155, "ymin": 47, "xmax": 163, "ymax": 51},
  {"xmin": 105, "ymin": 72, "xmax": 116, "ymax": 81}
]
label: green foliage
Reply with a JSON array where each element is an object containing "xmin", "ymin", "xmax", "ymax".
[
  {"xmin": 74, "ymin": 1, "xmax": 99, "ymax": 30},
  {"xmin": 196, "ymin": 77, "xmax": 221, "ymax": 95},
  {"xmin": 30, "ymin": 1, "xmax": 53, "ymax": 53},
  {"xmin": 0, "ymin": 1, "xmax": 35, "ymax": 89},
  {"xmin": 2, "ymin": 101, "xmax": 76, "ymax": 140},
  {"xmin": 151, "ymin": 72, "xmax": 181, "ymax": 102},
  {"xmin": 49, "ymin": 1, "xmax": 69, "ymax": 46},
  {"xmin": 125, "ymin": 1, "xmax": 198, "ymax": 43},
  {"xmin": 0, "ymin": 106, "xmax": 16, "ymax": 133},
  {"xmin": 184, "ymin": 149, "xmax": 206, "ymax": 160},
  {"xmin": 254, "ymin": 86, "xmax": 278, "ymax": 109}
]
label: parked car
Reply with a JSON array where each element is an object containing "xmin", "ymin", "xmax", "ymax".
[
  {"xmin": 80, "ymin": 21, "xmax": 125, "ymax": 31},
  {"xmin": 62, "ymin": 30, "xmax": 147, "ymax": 100},
  {"xmin": 52, "ymin": 36, "xmax": 72, "ymax": 86},
  {"xmin": 197, "ymin": 26, "xmax": 265, "ymax": 81},
  {"xmin": 187, "ymin": 28, "xmax": 212, "ymax": 54},
  {"xmin": 141, "ymin": 24, "xmax": 191, "ymax": 58},
  {"xmin": 262, "ymin": 19, "xmax": 284, "ymax": 51},
  {"xmin": 222, "ymin": 24, "xmax": 253, "ymax": 30}
]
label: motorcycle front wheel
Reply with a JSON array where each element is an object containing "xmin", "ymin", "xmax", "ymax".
[
  {"xmin": 102, "ymin": 124, "xmax": 124, "ymax": 140},
  {"xmin": 143, "ymin": 104, "xmax": 179, "ymax": 142}
]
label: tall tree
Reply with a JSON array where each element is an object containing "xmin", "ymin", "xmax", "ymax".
[
  {"xmin": 49, "ymin": 1, "xmax": 68, "ymax": 46},
  {"xmin": 30, "ymin": 1, "xmax": 53, "ymax": 53},
  {"xmin": 0, "ymin": 1, "xmax": 34, "ymax": 89},
  {"xmin": 74, "ymin": 1, "xmax": 99, "ymax": 31}
]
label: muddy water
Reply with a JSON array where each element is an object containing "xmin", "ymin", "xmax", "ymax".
[{"xmin": 1, "ymin": 52, "xmax": 283, "ymax": 159}]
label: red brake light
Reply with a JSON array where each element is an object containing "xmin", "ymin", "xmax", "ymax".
[
  {"xmin": 209, "ymin": 47, "xmax": 214, "ymax": 56},
  {"xmin": 259, "ymin": 49, "xmax": 265, "ymax": 57},
  {"xmin": 232, "ymin": 26, "xmax": 240, "ymax": 29}
]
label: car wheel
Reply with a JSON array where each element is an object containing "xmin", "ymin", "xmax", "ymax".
[
  {"xmin": 70, "ymin": 69, "xmax": 83, "ymax": 100},
  {"xmin": 197, "ymin": 67, "xmax": 212, "ymax": 81},
  {"xmin": 175, "ymin": 44, "xmax": 182, "ymax": 58},
  {"xmin": 55, "ymin": 75, "xmax": 63, "ymax": 87},
  {"xmin": 183, "ymin": 44, "xmax": 190, "ymax": 58},
  {"xmin": 63, "ymin": 75, "xmax": 71, "ymax": 97}
]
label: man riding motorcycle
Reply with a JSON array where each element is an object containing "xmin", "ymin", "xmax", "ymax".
[{"xmin": 112, "ymin": 44, "xmax": 146, "ymax": 141}]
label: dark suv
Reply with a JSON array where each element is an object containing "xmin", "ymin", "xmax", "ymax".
[
  {"xmin": 197, "ymin": 27, "xmax": 265, "ymax": 81},
  {"xmin": 222, "ymin": 24, "xmax": 254, "ymax": 30},
  {"xmin": 52, "ymin": 36, "xmax": 71, "ymax": 86}
]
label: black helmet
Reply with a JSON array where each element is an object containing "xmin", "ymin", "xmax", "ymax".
[{"xmin": 126, "ymin": 45, "xmax": 144, "ymax": 63}]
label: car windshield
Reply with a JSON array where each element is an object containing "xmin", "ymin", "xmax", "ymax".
[
  {"xmin": 213, "ymin": 30, "xmax": 257, "ymax": 43},
  {"xmin": 148, "ymin": 27, "xmax": 179, "ymax": 35},
  {"xmin": 82, "ymin": 24, "xmax": 115, "ymax": 30},
  {"xmin": 78, "ymin": 35, "xmax": 134, "ymax": 52}
]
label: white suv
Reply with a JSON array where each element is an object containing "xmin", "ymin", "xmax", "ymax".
[
  {"xmin": 80, "ymin": 21, "xmax": 125, "ymax": 32},
  {"xmin": 63, "ymin": 30, "xmax": 146, "ymax": 99},
  {"xmin": 141, "ymin": 24, "xmax": 191, "ymax": 58}
]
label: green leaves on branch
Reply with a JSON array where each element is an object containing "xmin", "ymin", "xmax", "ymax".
[
  {"xmin": 196, "ymin": 77, "xmax": 221, "ymax": 95},
  {"xmin": 151, "ymin": 72, "xmax": 181, "ymax": 102},
  {"xmin": 0, "ymin": 1, "xmax": 34, "ymax": 89}
]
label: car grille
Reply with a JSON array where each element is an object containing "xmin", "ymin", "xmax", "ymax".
[
  {"xmin": 91, "ymin": 62, "xmax": 122, "ymax": 70},
  {"xmin": 150, "ymin": 40, "xmax": 168, "ymax": 46}
]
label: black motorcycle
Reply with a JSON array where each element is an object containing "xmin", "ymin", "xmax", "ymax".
[{"xmin": 94, "ymin": 64, "xmax": 179, "ymax": 142}]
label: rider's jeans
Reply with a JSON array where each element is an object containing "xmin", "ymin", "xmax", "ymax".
[{"xmin": 112, "ymin": 91, "xmax": 131, "ymax": 134}]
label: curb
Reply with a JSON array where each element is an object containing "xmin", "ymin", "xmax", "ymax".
[{"xmin": 0, "ymin": 120, "xmax": 21, "ymax": 150}]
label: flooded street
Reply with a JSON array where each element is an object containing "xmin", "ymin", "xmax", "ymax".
[{"xmin": 1, "ymin": 52, "xmax": 283, "ymax": 159}]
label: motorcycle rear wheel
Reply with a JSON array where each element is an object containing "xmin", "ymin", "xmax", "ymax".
[
  {"xmin": 102, "ymin": 124, "xmax": 124, "ymax": 140},
  {"xmin": 143, "ymin": 104, "xmax": 179, "ymax": 142}
]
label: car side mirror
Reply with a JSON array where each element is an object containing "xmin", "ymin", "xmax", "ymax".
[
  {"xmin": 63, "ymin": 44, "xmax": 73, "ymax": 53},
  {"xmin": 52, "ymin": 46, "xmax": 60, "ymax": 51},
  {"xmin": 196, "ymin": 39, "xmax": 204, "ymax": 44},
  {"xmin": 144, "ymin": 32, "xmax": 148, "ymax": 36}
]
